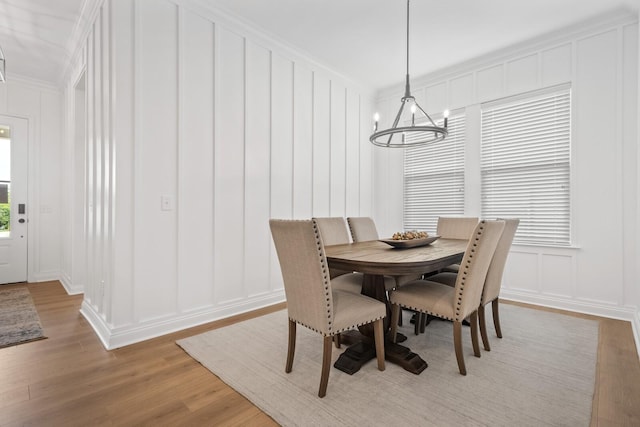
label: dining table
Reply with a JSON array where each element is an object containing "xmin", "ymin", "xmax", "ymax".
[{"xmin": 324, "ymin": 237, "xmax": 468, "ymax": 375}]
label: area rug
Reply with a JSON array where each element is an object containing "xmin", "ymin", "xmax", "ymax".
[
  {"xmin": 177, "ymin": 304, "xmax": 598, "ymax": 426},
  {"xmin": 0, "ymin": 286, "xmax": 46, "ymax": 348}
]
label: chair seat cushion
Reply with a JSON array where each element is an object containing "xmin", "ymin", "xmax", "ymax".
[
  {"xmin": 389, "ymin": 280, "xmax": 455, "ymax": 321},
  {"xmin": 331, "ymin": 272, "xmax": 396, "ymax": 293},
  {"xmin": 427, "ymin": 272, "xmax": 458, "ymax": 287},
  {"xmin": 393, "ymin": 274, "xmax": 423, "ymax": 287},
  {"xmin": 441, "ymin": 264, "xmax": 460, "ymax": 273},
  {"xmin": 331, "ymin": 290, "xmax": 386, "ymax": 333}
]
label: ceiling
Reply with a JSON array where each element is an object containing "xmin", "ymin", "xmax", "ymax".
[
  {"xmin": 0, "ymin": 0, "xmax": 87, "ymax": 84},
  {"xmin": 0, "ymin": 0, "xmax": 637, "ymax": 88}
]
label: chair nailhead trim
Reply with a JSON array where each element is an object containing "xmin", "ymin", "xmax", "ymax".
[
  {"xmin": 454, "ymin": 220, "xmax": 486, "ymax": 319},
  {"xmin": 313, "ymin": 222, "xmax": 334, "ymax": 332}
]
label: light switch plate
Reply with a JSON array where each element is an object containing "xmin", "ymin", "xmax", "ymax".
[{"xmin": 161, "ymin": 195, "xmax": 174, "ymax": 211}]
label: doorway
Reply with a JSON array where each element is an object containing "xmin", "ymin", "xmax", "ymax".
[{"xmin": 0, "ymin": 116, "xmax": 28, "ymax": 284}]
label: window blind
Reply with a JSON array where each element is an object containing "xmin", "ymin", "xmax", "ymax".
[
  {"xmin": 404, "ymin": 114, "xmax": 466, "ymax": 233},
  {"xmin": 481, "ymin": 87, "xmax": 571, "ymax": 246}
]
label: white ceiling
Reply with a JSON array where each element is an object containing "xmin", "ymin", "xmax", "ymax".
[
  {"xmin": 0, "ymin": 0, "xmax": 637, "ymax": 88},
  {"xmin": 0, "ymin": 0, "xmax": 87, "ymax": 84}
]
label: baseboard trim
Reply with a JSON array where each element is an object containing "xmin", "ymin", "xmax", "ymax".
[
  {"xmin": 58, "ymin": 273, "xmax": 84, "ymax": 295},
  {"xmin": 632, "ymin": 309, "xmax": 640, "ymax": 361},
  {"xmin": 84, "ymin": 291, "xmax": 286, "ymax": 350},
  {"xmin": 500, "ymin": 289, "xmax": 636, "ymax": 321},
  {"xmin": 80, "ymin": 301, "xmax": 112, "ymax": 350}
]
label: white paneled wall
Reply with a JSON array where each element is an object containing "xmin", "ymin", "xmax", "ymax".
[
  {"xmin": 64, "ymin": 0, "xmax": 375, "ymax": 348},
  {"xmin": 373, "ymin": 15, "xmax": 639, "ymax": 324},
  {"xmin": 0, "ymin": 79, "xmax": 63, "ymax": 285}
]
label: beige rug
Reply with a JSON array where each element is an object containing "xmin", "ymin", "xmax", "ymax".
[
  {"xmin": 0, "ymin": 286, "xmax": 46, "ymax": 348},
  {"xmin": 177, "ymin": 304, "xmax": 597, "ymax": 426}
]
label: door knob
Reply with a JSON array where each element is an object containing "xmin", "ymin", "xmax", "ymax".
[{"xmin": 18, "ymin": 218, "xmax": 25, "ymax": 223}]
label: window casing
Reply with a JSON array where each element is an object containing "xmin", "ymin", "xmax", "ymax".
[{"xmin": 481, "ymin": 86, "xmax": 571, "ymax": 246}]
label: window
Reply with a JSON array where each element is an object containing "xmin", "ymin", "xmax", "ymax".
[
  {"xmin": 481, "ymin": 86, "xmax": 571, "ymax": 246},
  {"xmin": 404, "ymin": 113, "xmax": 466, "ymax": 232}
]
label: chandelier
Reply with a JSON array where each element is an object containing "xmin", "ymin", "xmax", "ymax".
[{"xmin": 370, "ymin": 0, "xmax": 448, "ymax": 148}]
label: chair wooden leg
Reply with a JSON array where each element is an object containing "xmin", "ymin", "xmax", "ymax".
[
  {"xmin": 333, "ymin": 333, "xmax": 341, "ymax": 349},
  {"xmin": 414, "ymin": 312, "xmax": 422, "ymax": 335},
  {"xmin": 420, "ymin": 312, "xmax": 427, "ymax": 333},
  {"xmin": 286, "ymin": 320, "xmax": 296, "ymax": 373},
  {"xmin": 478, "ymin": 304, "xmax": 490, "ymax": 351},
  {"xmin": 398, "ymin": 308, "xmax": 403, "ymax": 326},
  {"xmin": 470, "ymin": 311, "xmax": 481, "ymax": 358},
  {"xmin": 390, "ymin": 304, "xmax": 400, "ymax": 343},
  {"xmin": 373, "ymin": 318, "xmax": 386, "ymax": 371},
  {"xmin": 453, "ymin": 320, "xmax": 466, "ymax": 375},
  {"xmin": 319, "ymin": 336, "xmax": 333, "ymax": 398},
  {"xmin": 492, "ymin": 298, "xmax": 503, "ymax": 338}
]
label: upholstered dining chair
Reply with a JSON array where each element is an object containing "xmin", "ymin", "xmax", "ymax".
[
  {"xmin": 428, "ymin": 219, "xmax": 519, "ymax": 351},
  {"xmin": 314, "ymin": 217, "xmax": 395, "ymax": 294},
  {"xmin": 346, "ymin": 216, "xmax": 378, "ymax": 243},
  {"xmin": 269, "ymin": 219, "xmax": 386, "ymax": 397},
  {"xmin": 389, "ymin": 220, "xmax": 505, "ymax": 375},
  {"xmin": 436, "ymin": 216, "xmax": 479, "ymax": 274}
]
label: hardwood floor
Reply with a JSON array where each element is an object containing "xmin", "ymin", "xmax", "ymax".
[{"xmin": 1, "ymin": 281, "xmax": 639, "ymax": 426}]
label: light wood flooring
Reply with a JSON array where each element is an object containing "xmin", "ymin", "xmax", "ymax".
[{"xmin": 1, "ymin": 281, "xmax": 639, "ymax": 426}]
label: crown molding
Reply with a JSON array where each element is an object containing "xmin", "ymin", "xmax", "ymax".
[{"xmin": 59, "ymin": 0, "xmax": 104, "ymax": 88}]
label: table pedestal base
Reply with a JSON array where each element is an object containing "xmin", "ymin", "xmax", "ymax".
[{"xmin": 333, "ymin": 332, "xmax": 427, "ymax": 375}]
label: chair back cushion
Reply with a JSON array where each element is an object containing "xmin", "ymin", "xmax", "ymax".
[
  {"xmin": 270, "ymin": 220, "xmax": 333, "ymax": 334},
  {"xmin": 481, "ymin": 218, "xmax": 520, "ymax": 305},
  {"xmin": 437, "ymin": 217, "xmax": 479, "ymax": 240},
  {"xmin": 453, "ymin": 220, "xmax": 504, "ymax": 320},
  {"xmin": 313, "ymin": 217, "xmax": 351, "ymax": 246},
  {"xmin": 347, "ymin": 217, "xmax": 379, "ymax": 242}
]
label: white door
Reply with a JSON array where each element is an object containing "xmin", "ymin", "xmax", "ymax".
[{"xmin": 0, "ymin": 116, "xmax": 28, "ymax": 284}]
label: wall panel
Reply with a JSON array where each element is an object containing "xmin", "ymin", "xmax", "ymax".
[
  {"xmin": 270, "ymin": 53, "xmax": 294, "ymax": 219},
  {"xmin": 345, "ymin": 89, "xmax": 360, "ymax": 217},
  {"xmin": 540, "ymin": 254, "xmax": 573, "ymax": 297},
  {"xmin": 136, "ymin": 0, "xmax": 179, "ymax": 319},
  {"xmin": 330, "ymin": 82, "xmax": 346, "ymax": 217},
  {"xmin": 506, "ymin": 54, "xmax": 538, "ymax": 95},
  {"xmin": 574, "ymin": 30, "xmax": 621, "ymax": 305},
  {"xmin": 312, "ymin": 73, "xmax": 331, "ymax": 217},
  {"xmin": 504, "ymin": 252, "xmax": 538, "ymax": 293},
  {"xmin": 293, "ymin": 63, "xmax": 313, "ymax": 219},
  {"xmin": 476, "ymin": 64, "xmax": 504, "ymax": 102},
  {"xmin": 425, "ymin": 82, "xmax": 447, "ymax": 114},
  {"xmin": 178, "ymin": 9, "xmax": 215, "ymax": 310},
  {"xmin": 541, "ymin": 44, "xmax": 572, "ymax": 86},
  {"xmin": 214, "ymin": 27, "xmax": 246, "ymax": 304},
  {"xmin": 244, "ymin": 40, "xmax": 272, "ymax": 298},
  {"xmin": 359, "ymin": 100, "xmax": 373, "ymax": 217},
  {"xmin": 450, "ymin": 74, "xmax": 474, "ymax": 109},
  {"xmin": 621, "ymin": 23, "xmax": 638, "ymax": 308}
]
